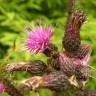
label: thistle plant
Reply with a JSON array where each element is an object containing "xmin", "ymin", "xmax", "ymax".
[{"xmin": 0, "ymin": 0, "xmax": 96, "ymax": 96}]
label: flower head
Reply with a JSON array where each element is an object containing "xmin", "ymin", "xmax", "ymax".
[
  {"xmin": 25, "ymin": 26, "xmax": 53, "ymax": 53},
  {"xmin": 0, "ymin": 83, "xmax": 6, "ymax": 93}
]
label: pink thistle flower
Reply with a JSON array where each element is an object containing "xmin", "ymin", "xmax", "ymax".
[
  {"xmin": 25, "ymin": 26, "xmax": 53, "ymax": 53},
  {"xmin": 0, "ymin": 83, "xmax": 6, "ymax": 93}
]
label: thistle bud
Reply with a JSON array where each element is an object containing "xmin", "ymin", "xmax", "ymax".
[
  {"xmin": 63, "ymin": 11, "xmax": 86, "ymax": 53},
  {"xmin": 27, "ymin": 60, "xmax": 47, "ymax": 75},
  {"xmin": 19, "ymin": 71, "xmax": 70, "ymax": 91},
  {"xmin": 41, "ymin": 71, "xmax": 70, "ymax": 91},
  {"xmin": 6, "ymin": 60, "xmax": 47, "ymax": 76},
  {"xmin": 75, "ymin": 64, "xmax": 89, "ymax": 81},
  {"xmin": 59, "ymin": 53, "xmax": 76, "ymax": 77},
  {"xmin": 77, "ymin": 44, "xmax": 91, "ymax": 59}
]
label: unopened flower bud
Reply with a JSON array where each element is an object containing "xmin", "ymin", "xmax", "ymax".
[
  {"xmin": 6, "ymin": 60, "xmax": 47, "ymax": 76},
  {"xmin": 77, "ymin": 44, "xmax": 91, "ymax": 59},
  {"xmin": 41, "ymin": 71, "xmax": 70, "ymax": 91},
  {"xmin": 59, "ymin": 53, "xmax": 76, "ymax": 77},
  {"xmin": 63, "ymin": 11, "xmax": 86, "ymax": 53},
  {"xmin": 75, "ymin": 64, "xmax": 89, "ymax": 81},
  {"xmin": 19, "ymin": 71, "xmax": 70, "ymax": 91}
]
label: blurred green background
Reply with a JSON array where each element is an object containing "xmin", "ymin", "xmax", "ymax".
[{"xmin": 0, "ymin": 0, "xmax": 96, "ymax": 96}]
